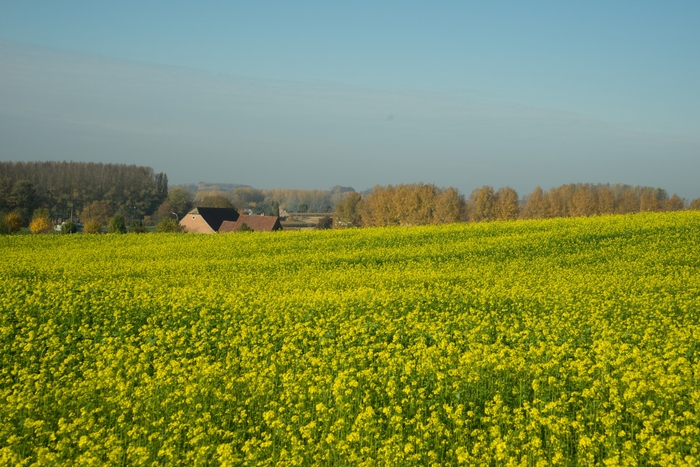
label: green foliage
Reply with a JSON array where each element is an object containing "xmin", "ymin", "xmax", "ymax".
[
  {"xmin": 5, "ymin": 212, "xmax": 22, "ymax": 233},
  {"xmin": 80, "ymin": 200, "xmax": 112, "ymax": 225},
  {"xmin": 0, "ymin": 161, "xmax": 168, "ymax": 223},
  {"xmin": 237, "ymin": 222, "xmax": 252, "ymax": 232},
  {"xmin": 155, "ymin": 188, "xmax": 193, "ymax": 222},
  {"xmin": 83, "ymin": 219, "xmax": 102, "ymax": 234},
  {"xmin": 0, "ymin": 213, "xmax": 11, "ymax": 235},
  {"xmin": 129, "ymin": 219, "xmax": 146, "ymax": 234},
  {"xmin": 60, "ymin": 222, "xmax": 78, "ymax": 234},
  {"xmin": 32, "ymin": 207, "xmax": 50, "ymax": 221},
  {"xmin": 197, "ymin": 195, "xmax": 234, "ymax": 209},
  {"xmin": 155, "ymin": 217, "xmax": 181, "ymax": 233},
  {"xmin": 12, "ymin": 180, "xmax": 37, "ymax": 225},
  {"xmin": 231, "ymin": 187, "xmax": 265, "ymax": 210},
  {"xmin": 334, "ymin": 192, "xmax": 363, "ymax": 228},
  {"xmin": 108, "ymin": 215, "xmax": 127, "ymax": 234}
]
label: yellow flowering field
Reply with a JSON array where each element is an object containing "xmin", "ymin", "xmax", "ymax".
[{"xmin": 1, "ymin": 212, "xmax": 700, "ymax": 466}]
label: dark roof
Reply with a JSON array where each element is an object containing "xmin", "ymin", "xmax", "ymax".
[
  {"xmin": 219, "ymin": 215, "xmax": 282, "ymax": 233},
  {"xmin": 190, "ymin": 207, "xmax": 239, "ymax": 231}
]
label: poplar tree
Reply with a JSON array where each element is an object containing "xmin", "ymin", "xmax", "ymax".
[
  {"xmin": 495, "ymin": 187, "xmax": 520, "ymax": 221},
  {"xmin": 468, "ymin": 186, "xmax": 496, "ymax": 222}
]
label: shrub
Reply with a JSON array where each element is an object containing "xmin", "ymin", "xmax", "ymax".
[
  {"xmin": 129, "ymin": 219, "xmax": 147, "ymax": 234},
  {"xmin": 83, "ymin": 219, "xmax": 102, "ymax": 234},
  {"xmin": 6, "ymin": 212, "xmax": 23, "ymax": 233},
  {"xmin": 61, "ymin": 222, "xmax": 78, "ymax": 234},
  {"xmin": 29, "ymin": 217, "xmax": 51, "ymax": 234},
  {"xmin": 156, "ymin": 217, "xmax": 181, "ymax": 233},
  {"xmin": 32, "ymin": 208, "xmax": 50, "ymax": 221},
  {"xmin": 108, "ymin": 215, "xmax": 127, "ymax": 234},
  {"xmin": 0, "ymin": 215, "xmax": 10, "ymax": 235},
  {"xmin": 238, "ymin": 223, "xmax": 252, "ymax": 232},
  {"xmin": 316, "ymin": 216, "xmax": 333, "ymax": 230}
]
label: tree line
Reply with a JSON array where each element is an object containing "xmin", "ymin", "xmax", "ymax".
[
  {"xmin": 174, "ymin": 183, "xmax": 356, "ymax": 215},
  {"xmin": 0, "ymin": 161, "xmax": 168, "ymax": 226},
  {"xmin": 334, "ymin": 183, "xmax": 700, "ymax": 228},
  {"xmin": 2, "ymin": 160, "xmax": 698, "ymax": 234}
]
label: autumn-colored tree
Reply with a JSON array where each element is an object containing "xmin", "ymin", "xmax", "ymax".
[
  {"xmin": 80, "ymin": 200, "xmax": 112, "ymax": 226},
  {"xmin": 360, "ymin": 186, "xmax": 400, "ymax": 227},
  {"xmin": 5, "ymin": 212, "xmax": 22, "ymax": 233},
  {"xmin": 689, "ymin": 198, "xmax": 700, "ymax": 210},
  {"xmin": 494, "ymin": 187, "xmax": 520, "ymax": 221},
  {"xmin": 597, "ymin": 186, "xmax": 616, "ymax": 215},
  {"xmin": 663, "ymin": 194, "xmax": 685, "ymax": 212},
  {"xmin": 433, "ymin": 187, "xmax": 466, "ymax": 223},
  {"xmin": 83, "ymin": 219, "xmax": 102, "ymax": 234},
  {"xmin": 521, "ymin": 186, "xmax": 550, "ymax": 219},
  {"xmin": 616, "ymin": 188, "xmax": 640, "ymax": 214},
  {"xmin": 547, "ymin": 184, "xmax": 575, "ymax": 218},
  {"xmin": 640, "ymin": 190, "xmax": 662, "ymax": 212},
  {"xmin": 468, "ymin": 186, "xmax": 496, "ymax": 222},
  {"xmin": 570, "ymin": 184, "xmax": 598, "ymax": 217},
  {"xmin": 29, "ymin": 216, "xmax": 51, "ymax": 234},
  {"xmin": 397, "ymin": 184, "xmax": 438, "ymax": 225}
]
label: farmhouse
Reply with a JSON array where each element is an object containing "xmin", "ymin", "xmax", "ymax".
[
  {"xmin": 219, "ymin": 215, "xmax": 283, "ymax": 233},
  {"xmin": 179, "ymin": 207, "xmax": 283, "ymax": 233},
  {"xmin": 179, "ymin": 207, "xmax": 240, "ymax": 233}
]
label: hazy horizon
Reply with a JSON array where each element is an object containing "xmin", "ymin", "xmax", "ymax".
[{"xmin": 1, "ymin": 2, "xmax": 699, "ymax": 199}]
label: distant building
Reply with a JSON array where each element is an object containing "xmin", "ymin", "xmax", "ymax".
[
  {"xmin": 219, "ymin": 215, "xmax": 283, "ymax": 233},
  {"xmin": 179, "ymin": 207, "xmax": 240, "ymax": 233}
]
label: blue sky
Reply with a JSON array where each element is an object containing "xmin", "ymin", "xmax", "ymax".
[{"xmin": 1, "ymin": 1, "xmax": 699, "ymax": 198}]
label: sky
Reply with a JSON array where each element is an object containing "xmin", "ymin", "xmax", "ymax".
[{"xmin": 1, "ymin": 1, "xmax": 699, "ymax": 198}]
